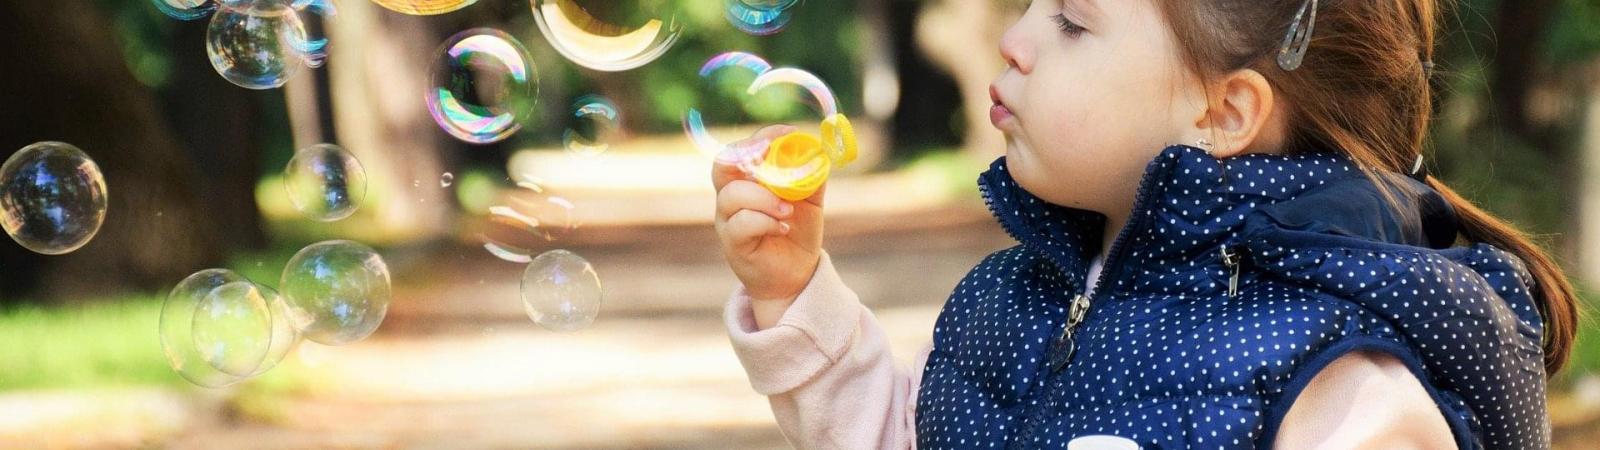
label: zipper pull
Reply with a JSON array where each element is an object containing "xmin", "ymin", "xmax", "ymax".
[
  {"xmin": 1220, "ymin": 245, "xmax": 1242, "ymax": 297},
  {"xmin": 1049, "ymin": 293, "xmax": 1092, "ymax": 372}
]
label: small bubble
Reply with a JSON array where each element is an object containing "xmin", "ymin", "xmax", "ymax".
[
  {"xmin": 283, "ymin": 143, "xmax": 365, "ymax": 222},
  {"xmin": 522, "ymin": 250, "xmax": 602, "ymax": 332}
]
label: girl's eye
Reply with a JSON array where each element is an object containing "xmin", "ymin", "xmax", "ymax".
[{"xmin": 1050, "ymin": 13, "xmax": 1086, "ymax": 37}]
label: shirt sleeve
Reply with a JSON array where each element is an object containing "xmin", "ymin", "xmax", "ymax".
[{"xmin": 724, "ymin": 250, "xmax": 929, "ymax": 449}]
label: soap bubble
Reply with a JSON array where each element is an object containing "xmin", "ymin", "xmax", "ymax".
[
  {"xmin": 191, "ymin": 280, "xmax": 274, "ymax": 376},
  {"xmin": 426, "ymin": 29, "xmax": 540, "ymax": 144},
  {"xmin": 748, "ymin": 67, "xmax": 839, "ymax": 118},
  {"xmin": 250, "ymin": 283, "xmax": 301, "ymax": 375},
  {"xmin": 370, "ymin": 0, "xmax": 477, "ymax": 15},
  {"xmin": 0, "ymin": 142, "xmax": 109, "ymax": 256},
  {"xmin": 531, "ymin": 0, "xmax": 683, "ymax": 71},
  {"xmin": 481, "ymin": 176, "xmax": 580, "ymax": 263},
  {"xmin": 725, "ymin": 0, "xmax": 797, "ymax": 36},
  {"xmin": 521, "ymin": 250, "xmax": 602, "ymax": 332},
  {"xmin": 217, "ymin": 0, "xmax": 294, "ymax": 13},
  {"xmin": 280, "ymin": 240, "xmax": 392, "ymax": 345},
  {"xmin": 205, "ymin": 6, "xmax": 317, "ymax": 90},
  {"xmin": 739, "ymin": 0, "xmax": 800, "ymax": 9},
  {"xmin": 563, "ymin": 95, "xmax": 621, "ymax": 157},
  {"xmin": 682, "ymin": 51, "xmax": 774, "ymax": 161},
  {"xmin": 153, "ymin": 0, "xmax": 218, "ymax": 20},
  {"xmin": 284, "ymin": 143, "xmax": 366, "ymax": 222},
  {"xmin": 162, "ymin": 269, "xmax": 250, "ymax": 387}
]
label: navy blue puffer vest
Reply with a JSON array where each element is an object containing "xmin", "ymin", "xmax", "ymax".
[{"xmin": 915, "ymin": 145, "xmax": 1549, "ymax": 449}]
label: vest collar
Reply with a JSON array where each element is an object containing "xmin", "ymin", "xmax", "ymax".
[{"xmin": 978, "ymin": 145, "xmax": 1460, "ymax": 297}]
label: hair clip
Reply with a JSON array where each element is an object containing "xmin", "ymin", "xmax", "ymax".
[
  {"xmin": 1277, "ymin": 0, "xmax": 1319, "ymax": 71},
  {"xmin": 1409, "ymin": 153, "xmax": 1428, "ymax": 181}
]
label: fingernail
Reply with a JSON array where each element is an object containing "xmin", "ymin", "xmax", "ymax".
[{"xmin": 777, "ymin": 203, "xmax": 794, "ymax": 217}]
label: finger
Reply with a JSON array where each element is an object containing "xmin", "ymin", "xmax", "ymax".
[
  {"xmin": 711, "ymin": 124, "xmax": 800, "ymax": 191},
  {"xmin": 712, "ymin": 157, "xmax": 750, "ymax": 192},
  {"xmin": 724, "ymin": 209, "xmax": 789, "ymax": 246},
  {"xmin": 800, "ymin": 181, "xmax": 827, "ymax": 208},
  {"xmin": 717, "ymin": 180, "xmax": 793, "ymax": 222}
]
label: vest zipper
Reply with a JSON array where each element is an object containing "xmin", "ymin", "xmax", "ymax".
[
  {"xmin": 1220, "ymin": 244, "xmax": 1243, "ymax": 297},
  {"xmin": 1008, "ymin": 160, "xmax": 1167, "ymax": 449},
  {"xmin": 1046, "ymin": 293, "xmax": 1091, "ymax": 371}
]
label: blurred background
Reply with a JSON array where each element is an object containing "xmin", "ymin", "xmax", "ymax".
[{"xmin": 0, "ymin": 0, "xmax": 1597, "ymax": 448}]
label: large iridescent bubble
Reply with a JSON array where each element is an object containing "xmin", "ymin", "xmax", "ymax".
[
  {"xmin": 152, "ymin": 0, "xmax": 218, "ymax": 20},
  {"xmin": 531, "ymin": 0, "xmax": 683, "ymax": 72},
  {"xmin": 369, "ymin": 0, "xmax": 478, "ymax": 15},
  {"xmin": 425, "ymin": 29, "xmax": 540, "ymax": 145},
  {"xmin": 682, "ymin": 52, "xmax": 774, "ymax": 162},
  {"xmin": 521, "ymin": 250, "xmax": 602, "ymax": 332},
  {"xmin": 283, "ymin": 143, "xmax": 367, "ymax": 222},
  {"xmin": 205, "ymin": 6, "xmax": 320, "ymax": 90},
  {"xmin": 725, "ymin": 0, "xmax": 799, "ymax": 36},
  {"xmin": 0, "ymin": 142, "xmax": 108, "ymax": 256},
  {"xmin": 280, "ymin": 240, "xmax": 392, "ymax": 345}
]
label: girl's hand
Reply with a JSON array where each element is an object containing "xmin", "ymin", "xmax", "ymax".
[{"xmin": 712, "ymin": 124, "xmax": 825, "ymax": 303}]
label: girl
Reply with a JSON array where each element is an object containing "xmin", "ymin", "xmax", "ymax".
[{"xmin": 712, "ymin": 0, "xmax": 1578, "ymax": 448}]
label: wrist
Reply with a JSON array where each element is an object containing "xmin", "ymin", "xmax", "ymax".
[{"xmin": 747, "ymin": 253, "xmax": 823, "ymax": 330}]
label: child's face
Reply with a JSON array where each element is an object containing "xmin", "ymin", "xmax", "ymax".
[{"xmin": 989, "ymin": 0, "xmax": 1204, "ymax": 217}]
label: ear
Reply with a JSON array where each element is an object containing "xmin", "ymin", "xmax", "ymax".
[{"xmin": 1193, "ymin": 69, "xmax": 1280, "ymax": 158}]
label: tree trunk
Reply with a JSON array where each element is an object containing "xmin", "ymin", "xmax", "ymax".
[
  {"xmin": 1577, "ymin": 67, "xmax": 1600, "ymax": 286},
  {"xmin": 1491, "ymin": 0, "xmax": 1558, "ymax": 151},
  {"xmin": 0, "ymin": 1, "xmax": 225, "ymax": 301},
  {"xmin": 324, "ymin": 1, "xmax": 451, "ymax": 240},
  {"xmin": 914, "ymin": 0, "xmax": 1017, "ymax": 158}
]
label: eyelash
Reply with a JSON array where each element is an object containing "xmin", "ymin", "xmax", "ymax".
[{"xmin": 1050, "ymin": 13, "xmax": 1086, "ymax": 37}]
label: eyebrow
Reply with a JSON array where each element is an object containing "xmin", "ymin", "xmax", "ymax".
[{"xmin": 1062, "ymin": 0, "xmax": 1102, "ymax": 22}]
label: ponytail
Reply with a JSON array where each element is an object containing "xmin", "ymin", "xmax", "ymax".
[{"xmin": 1424, "ymin": 176, "xmax": 1580, "ymax": 377}]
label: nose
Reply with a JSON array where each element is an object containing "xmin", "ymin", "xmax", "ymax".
[{"xmin": 998, "ymin": 22, "xmax": 1033, "ymax": 74}]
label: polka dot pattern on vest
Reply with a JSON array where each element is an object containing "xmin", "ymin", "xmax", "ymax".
[{"xmin": 915, "ymin": 146, "xmax": 1549, "ymax": 449}]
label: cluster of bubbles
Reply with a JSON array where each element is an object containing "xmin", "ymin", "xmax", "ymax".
[
  {"xmin": 683, "ymin": 52, "xmax": 854, "ymax": 201},
  {"xmin": 162, "ymin": 240, "xmax": 391, "ymax": 387},
  {"xmin": 725, "ymin": 0, "xmax": 802, "ymax": 36},
  {"xmin": 0, "ymin": 142, "xmax": 108, "ymax": 256},
  {"xmin": 160, "ymin": 269, "xmax": 299, "ymax": 387},
  {"xmin": 164, "ymin": 140, "xmax": 394, "ymax": 387},
  {"xmin": 478, "ymin": 176, "xmax": 600, "ymax": 332},
  {"xmin": 152, "ymin": 0, "xmax": 331, "ymax": 90}
]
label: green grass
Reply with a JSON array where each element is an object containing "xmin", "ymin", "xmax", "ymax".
[
  {"xmin": 0, "ymin": 245, "xmax": 317, "ymax": 392},
  {"xmin": 0, "ymin": 296, "xmax": 180, "ymax": 390}
]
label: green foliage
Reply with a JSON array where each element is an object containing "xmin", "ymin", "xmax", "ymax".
[
  {"xmin": 0, "ymin": 297, "xmax": 179, "ymax": 390},
  {"xmin": 1546, "ymin": 0, "xmax": 1600, "ymax": 67}
]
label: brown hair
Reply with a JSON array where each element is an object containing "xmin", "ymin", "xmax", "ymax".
[{"xmin": 1154, "ymin": 0, "xmax": 1579, "ymax": 377}]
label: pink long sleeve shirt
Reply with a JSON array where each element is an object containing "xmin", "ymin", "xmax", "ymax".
[{"xmin": 724, "ymin": 252, "xmax": 1455, "ymax": 449}]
